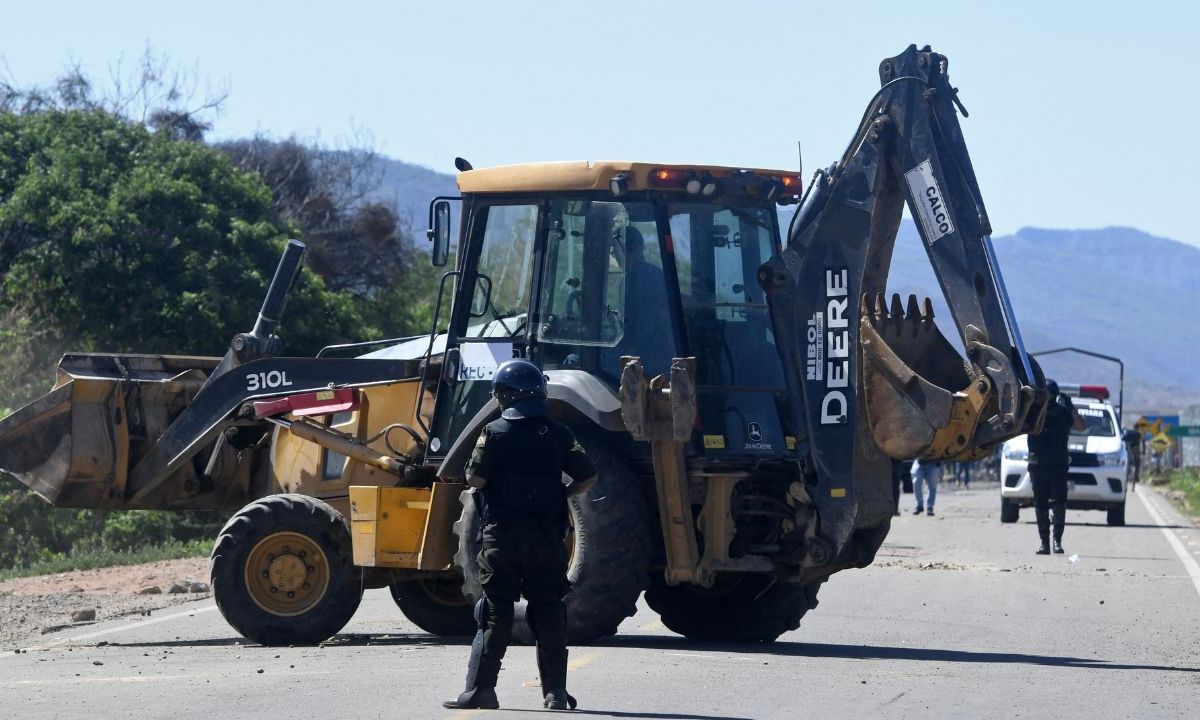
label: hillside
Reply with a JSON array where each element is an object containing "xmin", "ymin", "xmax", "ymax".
[{"xmin": 372, "ymin": 157, "xmax": 1200, "ymax": 414}]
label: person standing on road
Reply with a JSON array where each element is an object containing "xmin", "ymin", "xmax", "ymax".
[
  {"xmin": 1029, "ymin": 379, "xmax": 1086, "ymax": 555},
  {"xmin": 443, "ymin": 359, "xmax": 597, "ymax": 712},
  {"xmin": 911, "ymin": 458, "xmax": 941, "ymax": 516}
]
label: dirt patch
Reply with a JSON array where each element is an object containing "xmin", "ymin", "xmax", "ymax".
[{"xmin": 0, "ymin": 557, "xmax": 212, "ymax": 648}]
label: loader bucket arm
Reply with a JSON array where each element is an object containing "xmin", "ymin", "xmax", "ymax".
[{"xmin": 759, "ymin": 45, "xmax": 1048, "ymax": 563}]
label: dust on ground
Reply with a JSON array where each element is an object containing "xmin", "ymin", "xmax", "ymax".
[{"xmin": 0, "ymin": 557, "xmax": 212, "ymax": 647}]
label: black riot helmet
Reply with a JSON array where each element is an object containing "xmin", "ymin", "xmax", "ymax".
[
  {"xmin": 1045, "ymin": 379, "xmax": 1059, "ymax": 399},
  {"xmin": 492, "ymin": 359, "xmax": 549, "ymax": 420}
]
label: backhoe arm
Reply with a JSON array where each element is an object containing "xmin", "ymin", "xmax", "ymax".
[{"xmin": 759, "ymin": 45, "xmax": 1048, "ymax": 565}]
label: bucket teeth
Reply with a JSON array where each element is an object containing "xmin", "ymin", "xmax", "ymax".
[
  {"xmin": 863, "ymin": 293, "xmax": 937, "ymax": 335},
  {"xmin": 906, "ymin": 294, "xmax": 920, "ymax": 322}
]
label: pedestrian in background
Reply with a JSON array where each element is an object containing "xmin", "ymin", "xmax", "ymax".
[
  {"xmin": 911, "ymin": 458, "xmax": 941, "ymax": 516},
  {"xmin": 954, "ymin": 461, "xmax": 972, "ymax": 487},
  {"xmin": 1029, "ymin": 379, "xmax": 1085, "ymax": 555}
]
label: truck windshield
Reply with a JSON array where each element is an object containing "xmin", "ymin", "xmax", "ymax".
[{"xmin": 1072, "ymin": 406, "xmax": 1117, "ymax": 437}]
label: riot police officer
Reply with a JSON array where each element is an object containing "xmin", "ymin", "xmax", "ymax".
[
  {"xmin": 1028, "ymin": 379, "xmax": 1085, "ymax": 554},
  {"xmin": 443, "ymin": 359, "xmax": 597, "ymax": 711}
]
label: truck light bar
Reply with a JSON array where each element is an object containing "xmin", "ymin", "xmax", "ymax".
[{"xmin": 1058, "ymin": 383, "xmax": 1110, "ymax": 400}]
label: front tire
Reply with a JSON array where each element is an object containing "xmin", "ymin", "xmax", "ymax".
[
  {"xmin": 454, "ymin": 433, "xmax": 653, "ymax": 644},
  {"xmin": 211, "ymin": 494, "xmax": 362, "ymax": 646},
  {"xmin": 1000, "ymin": 498, "xmax": 1020, "ymax": 524},
  {"xmin": 645, "ymin": 574, "xmax": 823, "ymax": 643},
  {"xmin": 390, "ymin": 577, "xmax": 476, "ymax": 636},
  {"xmin": 1107, "ymin": 500, "xmax": 1126, "ymax": 527}
]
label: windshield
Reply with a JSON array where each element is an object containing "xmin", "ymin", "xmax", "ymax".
[
  {"xmin": 1072, "ymin": 405, "xmax": 1117, "ymax": 437},
  {"xmin": 669, "ymin": 202, "xmax": 789, "ymax": 456},
  {"xmin": 538, "ymin": 198, "xmax": 676, "ymax": 382},
  {"xmin": 668, "ymin": 203, "xmax": 783, "ymax": 389}
]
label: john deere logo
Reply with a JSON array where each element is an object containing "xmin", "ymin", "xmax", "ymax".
[{"xmin": 747, "ymin": 422, "xmax": 763, "ymax": 442}]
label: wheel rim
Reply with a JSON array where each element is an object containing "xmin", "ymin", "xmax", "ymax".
[{"xmin": 244, "ymin": 531, "xmax": 331, "ymax": 617}]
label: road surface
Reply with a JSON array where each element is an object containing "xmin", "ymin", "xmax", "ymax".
[{"xmin": 3, "ymin": 483, "xmax": 1198, "ymax": 719}]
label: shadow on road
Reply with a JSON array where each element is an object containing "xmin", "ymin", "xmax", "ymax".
[
  {"xmin": 1018, "ymin": 520, "xmax": 1190, "ymax": 529},
  {"xmin": 602, "ymin": 635, "xmax": 1200, "ymax": 673},
  {"xmin": 109, "ymin": 632, "xmax": 1199, "ymax": 674},
  {"xmin": 488, "ymin": 711, "xmax": 750, "ymax": 720}
]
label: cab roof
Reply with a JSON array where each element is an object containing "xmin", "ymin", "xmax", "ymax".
[{"xmin": 456, "ymin": 160, "xmax": 800, "ymax": 194}]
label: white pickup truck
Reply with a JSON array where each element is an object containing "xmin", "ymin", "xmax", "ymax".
[{"xmin": 999, "ymin": 385, "xmax": 1128, "ymax": 526}]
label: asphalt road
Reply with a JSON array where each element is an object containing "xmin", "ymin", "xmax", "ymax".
[{"xmin": 4, "ymin": 483, "xmax": 1199, "ymax": 720}]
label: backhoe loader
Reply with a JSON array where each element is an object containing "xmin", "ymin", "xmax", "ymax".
[{"xmin": 0, "ymin": 45, "xmax": 1047, "ymax": 645}]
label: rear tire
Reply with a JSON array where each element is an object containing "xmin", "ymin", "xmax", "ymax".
[
  {"xmin": 645, "ymin": 574, "xmax": 823, "ymax": 643},
  {"xmin": 389, "ymin": 577, "xmax": 476, "ymax": 636},
  {"xmin": 454, "ymin": 433, "xmax": 653, "ymax": 644},
  {"xmin": 1107, "ymin": 500, "xmax": 1126, "ymax": 527},
  {"xmin": 1000, "ymin": 498, "xmax": 1020, "ymax": 524},
  {"xmin": 211, "ymin": 494, "xmax": 362, "ymax": 646}
]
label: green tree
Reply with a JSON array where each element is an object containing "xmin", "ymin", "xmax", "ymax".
[{"xmin": 0, "ymin": 109, "xmax": 366, "ymax": 410}]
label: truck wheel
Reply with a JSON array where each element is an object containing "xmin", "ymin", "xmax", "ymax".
[
  {"xmin": 1107, "ymin": 501, "xmax": 1126, "ymax": 527},
  {"xmin": 645, "ymin": 574, "xmax": 824, "ymax": 643},
  {"xmin": 453, "ymin": 435, "xmax": 652, "ymax": 644},
  {"xmin": 389, "ymin": 577, "xmax": 476, "ymax": 636},
  {"xmin": 211, "ymin": 494, "xmax": 362, "ymax": 646},
  {"xmin": 1000, "ymin": 498, "xmax": 1020, "ymax": 523}
]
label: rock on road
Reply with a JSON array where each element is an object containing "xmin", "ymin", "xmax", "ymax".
[{"xmin": 2, "ymin": 483, "xmax": 1198, "ymax": 720}]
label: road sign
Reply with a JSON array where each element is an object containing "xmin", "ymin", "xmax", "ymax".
[
  {"xmin": 1167, "ymin": 425, "xmax": 1200, "ymax": 438},
  {"xmin": 1148, "ymin": 434, "xmax": 1172, "ymax": 452}
]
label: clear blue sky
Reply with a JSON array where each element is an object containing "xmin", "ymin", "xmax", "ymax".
[{"xmin": 3, "ymin": 1, "xmax": 1198, "ymax": 246}]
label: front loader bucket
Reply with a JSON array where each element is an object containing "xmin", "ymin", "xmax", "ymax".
[{"xmin": 0, "ymin": 353, "xmax": 223, "ymax": 509}]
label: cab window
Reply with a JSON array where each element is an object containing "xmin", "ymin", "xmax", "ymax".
[
  {"xmin": 468, "ymin": 204, "xmax": 538, "ymax": 337},
  {"xmin": 537, "ymin": 199, "xmax": 675, "ymax": 381}
]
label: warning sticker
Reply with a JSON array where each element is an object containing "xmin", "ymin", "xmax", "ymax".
[{"xmin": 905, "ymin": 159, "xmax": 955, "ymax": 244}]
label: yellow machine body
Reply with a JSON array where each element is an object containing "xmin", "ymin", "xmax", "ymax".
[{"xmin": 347, "ymin": 483, "xmax": 465, "ymax": 570}]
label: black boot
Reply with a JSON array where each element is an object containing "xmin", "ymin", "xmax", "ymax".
[
  {"xmin": 544, "ymin": 688, "xmax": 578, "ymax": 711},
  {"xmin": 1035, "ymin": 505, "xmax": 1051, "ymax": 555},
  {"xmin": 1051, "ymin": 501, "xmax": 1066, "ymax": 554},
  {"xmin": 528, "ymin": 602, "xmax": 576, "ymax": 710},
  {"xmin": 443, "ymin": 598, "xmax": 503, "ymax": 710}
]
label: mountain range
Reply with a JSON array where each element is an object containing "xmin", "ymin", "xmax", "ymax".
[{"xmin": 374, "ymin": 157, "xmax": 1200, "ymax": 416}]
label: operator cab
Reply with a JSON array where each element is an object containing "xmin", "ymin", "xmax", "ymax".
[{"xmin": 423, "ymin": 161, "xmax": 803, "ymax": 464}]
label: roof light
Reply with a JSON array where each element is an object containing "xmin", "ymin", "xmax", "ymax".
[
  {"xmin": 779, "ymin": 174, "xmax": 803, "ymax": 193},
  {"xmin": 609, "ymin": 172, "xmax": 630, "ymax": 197},
  {"xmin": 648, "ymin": 167, "xmax": 686, "ymax": 188},
  {"xmin": 685, "ymin": 176, "xmax": 703, "ymax": 194},
  {"xmin": 700, "ymin": 173, "xmax": 719, "ymax": 197}
]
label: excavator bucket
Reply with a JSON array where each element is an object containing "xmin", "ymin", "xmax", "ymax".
[
  {"xmin": 0, "ymin": 353, "xmax": 223, "ymax": 509},
  {"xmin": 860, "ymin": 293, "xmax": 993, "ymax": 461}
]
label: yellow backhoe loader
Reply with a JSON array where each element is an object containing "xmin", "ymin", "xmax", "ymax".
[{"xmin": 0, "ymin": 45, "xmax": 1047, "ymax": 645}]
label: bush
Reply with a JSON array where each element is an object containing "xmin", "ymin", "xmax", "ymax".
[
  {"xmin": 1167, "ymin": 468, "xmax": 1200, "ymax": 518},
  {"xmin": 0, "ymin": 473, "xmax": 226, "ymax": 573}
]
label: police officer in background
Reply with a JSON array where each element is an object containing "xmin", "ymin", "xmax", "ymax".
[
  {"xmin": 444, "ymin": 359, "xmax": 597, "ymax": 711},
  {"xmin": 1028, "ymin": 379, "xmax": 1085, "ymax": 555}
]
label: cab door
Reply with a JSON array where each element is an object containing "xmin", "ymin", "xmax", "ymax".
[{"xmin": 426, "ymin": 200, "xmax": 542, "ymax": 459}]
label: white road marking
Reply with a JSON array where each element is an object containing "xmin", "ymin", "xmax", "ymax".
[
  {"xmin": 3, "ymin": 603, "xmax": 218, "ymax": 658},
  {"xmin": 1137, "ymin": 490, "xmax": 1200, "ymax": 603}
]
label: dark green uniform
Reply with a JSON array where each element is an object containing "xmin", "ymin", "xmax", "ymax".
[{"xmin": 464, "ymin": 415, "xmax": 595, "ymax": 700}]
